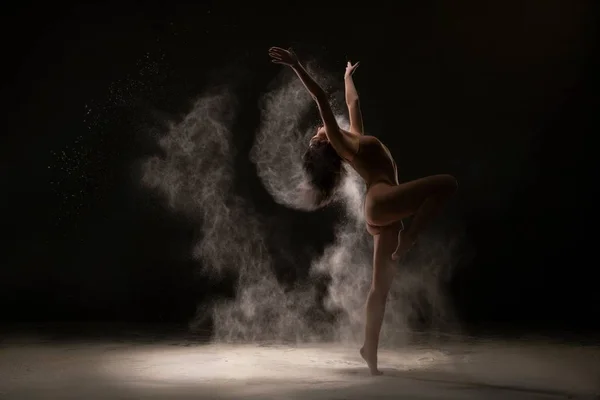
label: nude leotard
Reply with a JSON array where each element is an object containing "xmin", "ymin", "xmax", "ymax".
[
  {"xmin": 346, "ymin": 135, "xmax": 401, "ymax": 234},
  {"xmin": 348, "ymin": 135, "xmax": 399, "ymax": 188}
]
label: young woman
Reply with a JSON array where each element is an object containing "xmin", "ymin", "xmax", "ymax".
[{"xmin": 269, "ymin": 47, "xmax": 457, "ymax": 375}]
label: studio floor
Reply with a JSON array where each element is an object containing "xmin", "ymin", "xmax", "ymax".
[{"xmin": 1, "ymin": 334, "xmax": 599, "ymax": 399}]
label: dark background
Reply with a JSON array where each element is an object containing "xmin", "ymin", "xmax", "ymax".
[{"xmin": 1, "ymin": 1, "xmax": 598, "ymax": 336}]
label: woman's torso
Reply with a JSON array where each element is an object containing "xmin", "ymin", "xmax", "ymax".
[{"xmin": 347, "ymin": 135, "xmax": 399, "ymax": 188}]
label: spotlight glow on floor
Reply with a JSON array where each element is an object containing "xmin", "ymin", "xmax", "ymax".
[
  {"xmin": 1, "ymin": 339, "xmax": 598, "ymax": 399},
  {"xmin": 101, "ymin": 344, "xmax": 448, "ymax": 383}
]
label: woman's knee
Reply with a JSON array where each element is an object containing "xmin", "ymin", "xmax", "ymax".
[
  {"xmin": 435, "ymin": 174, "xmax": 458, "ymax": 196},
  {"xmin": 369, "ymin": 284, "xmax": 390, "ymax": 302}
]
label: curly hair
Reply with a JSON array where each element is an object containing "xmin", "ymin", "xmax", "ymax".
[{"xmin": 302, "ymin": 140, "xmax": 344, "ymax": 207}]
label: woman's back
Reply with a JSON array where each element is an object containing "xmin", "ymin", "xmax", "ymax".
[{"xmin": 349, "ymin": 135, "xmax": 399, "ymax": 188}]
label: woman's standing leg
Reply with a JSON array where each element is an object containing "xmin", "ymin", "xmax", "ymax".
[{"xmin": 360, "ymin": 224, "xmax": 401, "ymax": 375}]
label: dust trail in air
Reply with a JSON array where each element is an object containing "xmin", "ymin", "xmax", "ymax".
[{"xmin": 140, "ymin": 85, "xmax": 319, "ymax": 342}]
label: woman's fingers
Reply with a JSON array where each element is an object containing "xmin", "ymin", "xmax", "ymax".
[
  {"xmin": 269, "ymin": 46, "xmax": 294, "ymax": 65},
  {"xmin": 346, "ymin": 61, "xmax": 360, "ymax": 74},
  {"xmin": 269, "ymin": 47, "xmax": 287, "ymax": 56}
]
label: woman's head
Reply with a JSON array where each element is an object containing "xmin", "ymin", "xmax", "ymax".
[
  {"xmin": 302, "ymin": 127, "xmax": 344, "ymax": 206},
  {"xmin": 310, "ymin": 126, "xmax": 328, "ymax": 145}
]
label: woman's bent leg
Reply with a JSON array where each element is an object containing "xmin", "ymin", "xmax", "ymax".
[
  {"xmin": 366, "ymin": 175, "xmax": 457, "ymax": 226},
  {"xmin": 366, "ymin": 175, "xmax": 457, "ymax": 260}
]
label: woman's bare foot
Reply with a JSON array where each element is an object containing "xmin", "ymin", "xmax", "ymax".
[
  {"xmin": 391, "ymin": 231, "xmax": 415, "ymax": 261},
  {"xmin": 360, "ymin": 346, "xmax": 383, "ymax": 375}
]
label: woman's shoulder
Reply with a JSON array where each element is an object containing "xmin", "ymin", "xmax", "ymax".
[
  {"xmin": 358, "ymin": 134, "xmax": 379, "ymax": 145},
  {"xmin": 340, "ymin": 129, "xmax": 375, "ymax": 141}
]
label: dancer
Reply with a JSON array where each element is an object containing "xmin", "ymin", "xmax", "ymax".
[{"xmin": 268, "ymin": 47, "xmax": 457, "ymax": 375}]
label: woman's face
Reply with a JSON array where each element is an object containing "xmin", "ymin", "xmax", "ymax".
[{"xmin": 309, "ymin": 126, "xmax": 328, "ymax": 146}]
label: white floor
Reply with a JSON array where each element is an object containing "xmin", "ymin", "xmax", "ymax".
[{"xmin": 1, "ymin": 338, "xmax": 599, "ymax": 399}]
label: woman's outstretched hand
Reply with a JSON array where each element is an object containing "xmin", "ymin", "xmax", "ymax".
[
  {"xmin": 345, "ymin": 61, "xmax": 360, "ymax": 78},
  {"xmin": 269, "ymin": 47, "xmax": 299, "ymax": 67}
]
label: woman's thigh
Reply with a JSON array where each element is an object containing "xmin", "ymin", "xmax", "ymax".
[{"xmin": 365, "ymin": 175, "xmax": 454, "ymax": 227}]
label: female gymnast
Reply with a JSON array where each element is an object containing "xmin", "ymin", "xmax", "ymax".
[{"xmin": 268, "ymin": 46, "xmax": 457, "ymax": 375}]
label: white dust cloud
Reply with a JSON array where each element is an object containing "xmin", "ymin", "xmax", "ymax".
[{"xmin": 141, "ymin": 66, "xmax": 459, "ymax": 345}]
